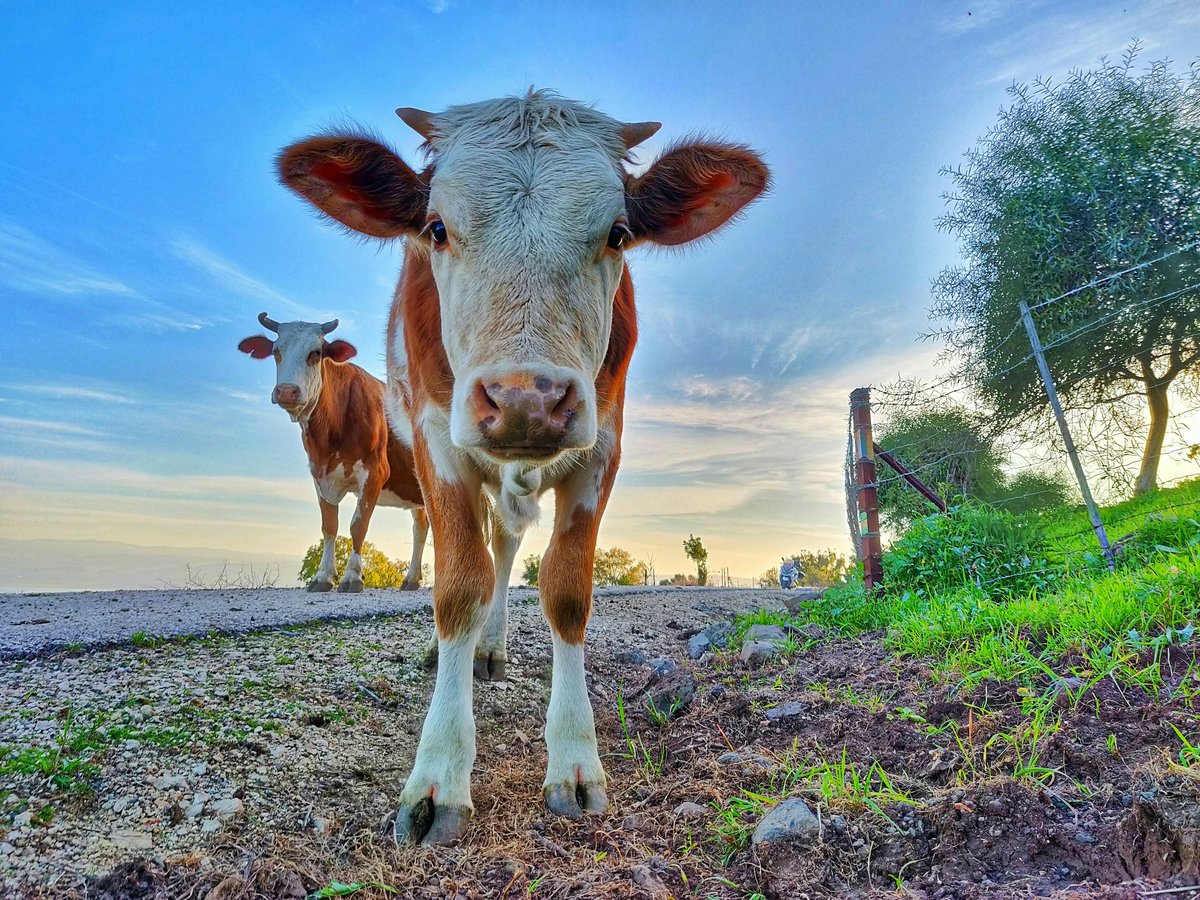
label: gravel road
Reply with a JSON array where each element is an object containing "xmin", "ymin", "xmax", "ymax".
[{"xmin": 0, "ymin": 585, "xmax": 776, "ymax": 657}]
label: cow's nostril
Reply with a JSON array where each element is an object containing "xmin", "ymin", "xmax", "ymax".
[
  {"xmin": 551, "ymin": 383, "xmax": 579, "ymax": 424},
  {"xmin": 483, "ymin": 386, "xmax": 502, "ymax": 411}
]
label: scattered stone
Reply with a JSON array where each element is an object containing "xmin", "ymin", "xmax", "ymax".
[
  {"xmin": 630, "ymin": 863, "xmax": 668, "ymax": 894},
  {"xmin": 745, "ymin": 624, "xmax": 787, "ymax": 643},
  {"xmin": 646, "ymin": 657, "xmax": 678, "ymax": 679},
  {"xmin": 764, "ymin": 700, "xmax": 807, "ymax": 721},
  {"xmin": 200, "ymin": 818, "xmax": 222, "ymax": 834},
  {"xmin": 191, "ymin": 762, "xmax": 208, "ymax": 776},
  {"xmin": 781, "ymin": 588, "xmax": 825, "ymax": 615},
  {"xmin": 752, "ymin": 798, "xmax": 820, "ymax": 846},
  {"xmin": 673, "ymin": 802, "xmax": 708, "ymax": 821},
  {"xmin": 709, "ymin": 684, "xmax": 727, "ymax": 700},
  {"xmin": 0, "ymin": 842, "xmax": 13, "ymax": 855},
  {"xmin": 108, "ymin": 828, "xmax": 153, "ymax": 851},
  {"xmin": 153, "ymin": 773, "xmax": 186, "ymax": 791},
  {"xmin": 1074, "ymin": 831, "xmax": 1097, "ymax": 844},
  {"xmin": 741, "ymin": 639, "xmax": 781, "ymax": 668},
  {"xmin": 702, "ymin": 621, "xmax": 736, "ymax": 649},
  {"xmin": 615, "ymin": 648, "xmax": 648, "ymax": 666},
  {"xmin": 209, "ymin": 798, "xmax": 244, "ymax": 820},
  {"xmin": 12, "ymin": 811, "xmax": 31, "ymax": 828},
  {"xmin": 717, "ymin": 750, "xmax": 772, "ymax": 768},
  {"xmin": 645, "ymin": 671, "xmax": 696, "ymax": 721},
  {"xmin": 687, "ymin": 632, "xmax": 712, "ymax": 659}
]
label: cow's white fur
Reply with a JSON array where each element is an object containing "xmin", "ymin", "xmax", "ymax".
[
  {"xmin": 544, "ymin": 634, "xmax": 605, "ymax": 796},
  {"xmin": 422, "ymin": 96, "xmax": 628, "ymax": 458}
]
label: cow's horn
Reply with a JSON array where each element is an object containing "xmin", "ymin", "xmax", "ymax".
[
  {"xmin": 258, "ymin": 312, "xmax": 280, "ymax": 332},
  {"xmin": 396, "ymin": 107, "xmax": 438, "ymax": 141},
  {"xmin": 620, "ymin": 122, "xmax": 662, "ymax": 150},
  {"xmin": 320, "ymin": 318, "xmax": 339, "ymax": 335}
]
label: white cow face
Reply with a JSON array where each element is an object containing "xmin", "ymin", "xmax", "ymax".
[
  {"xmin": 237, "ymin": 315, "xmax": 356, "ymax": 420},
  {"xmin": 279, "ymin": 91, "xmax": 770, "ymax": 461}
]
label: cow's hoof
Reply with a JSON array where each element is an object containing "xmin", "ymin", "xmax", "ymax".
[
  {"xmin": 306, "ymin": 578, "xmax": 334, "ymax": 593},
  {"xmin": 336, "ymin": 577, "xmax": 364, "ymax": 593},
  {"xmin": 391, "ymin": 797, "xmax": 471, "ymax": 846},
  {"xmin": 399, "ymin": 580, "xmax": 421, "ymax": 592},
  {"xmin": 544, "ymin": 780, "xmax": 608, "ymax": 819},
  {"xmin": 473, "ymin": 650, "xmax": 507, "ymax": 681}
]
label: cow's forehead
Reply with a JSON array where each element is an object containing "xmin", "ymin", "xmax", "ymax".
[{"xmin": 273, "ymin": 322, "xmax": 326, "ymax": 351}]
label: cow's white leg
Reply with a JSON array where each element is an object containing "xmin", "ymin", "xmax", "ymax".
[
  {"xmin": 401, "ymin": 507, "xmax": 428, "ymax": 592},
  {"xmin": 394, "ymin": 626, "xmax": 484, "ymax": 844},
  {"xmin": 475, "ymin": 523, "xmax": 520, "ymax": 681},
  {"xmin": 543, "ymin": 632, "xmax": 606, "ymax": 817},
  {"xmin": 338, "ymin": 479, "xmax": 379, "ymax": 593},
  {"xmin": 308, "ymin": 497, "xmax": 338, "ymax": 592}
]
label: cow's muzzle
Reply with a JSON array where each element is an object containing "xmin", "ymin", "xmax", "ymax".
[{"xmin": 466, "ymin": 370, "xmax": 584, "ymax": 461}]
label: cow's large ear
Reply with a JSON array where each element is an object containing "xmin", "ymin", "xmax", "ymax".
[
  {"xmin": 626, "ymin": 142, "xmax": 769, "ymax": 247},
  {"xmin": 324, "ymin": 340, "xmax": 357, "ymax": 363},
  {"xmin": 238, "ymin": 335, "xmax": 274, "ymax": 359},
  {"xmin": 277, "ymin": 135, "xmax": 428, "ymax": 239}
]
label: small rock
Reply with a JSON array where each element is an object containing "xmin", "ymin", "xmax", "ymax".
[
  {"xmin": 210, "ymin": 798, "xmax": 244, "ymax": 820},
  {"xmin": 765, "ymin": 700, "xmax": 807, "ymax": 721},
  {"xmin": 687, "ymin": 633, "xmax": 712, "ymax": 659},
  {"xmin": 745, "ymin": 624, "xmax": 787, "ymax": 642},
  {"xmin": 752, "ymin": 798, "xmax": 820, "ymax": 846},
  {"xmin": 192, "ymin": 762, "xmax": 208, "ymax": 776},
  {"xmin": 11, "ymin": 812, "xmax": 31, "ymax": 828},
  {"xmin": 0, "ymin": 842, "xmax": 12, "ymax": 855},
  {"xmin": 153, "ymin": 773, "xmax": 186, "ymax": 791},
  {"xmin": 109, "ymin": 828, "xmax": 154, "ymax": 851},
  {"xmin": 703, "ymin": 621, "xmax": 735, "ymax": 649},
  {"xmin": 647, "ymin": 657, "xmax": 678, "ymax": 678},
  {"xmin": 200, "ymin": 818, "xmax": 222, "ymax": 834},
  {"xmin": 717, "ymin": 750, "xmax": 772, "ymax": 768},
  {"xmin": 112, "ymin": 796, "xmax": 136, "ymax": 814},
  {"xmin": 1073, "ymin": 831, "xmax": 1097, "ymax": 844},
  {"xmin": 645, "ymin": 671, "xmax": 697, "ymax": 721},
  {"xmin": 741, "ymin": 640, "xmax": 780, "ymax": 668},
  {"xmin": 615, "ymin": 649, "xmax": 648, "ymax": 666},
  {"xmin": 673, "ymin": 802, "xmax": 708, "ymax": 821},
  {"xmin": 621, "ymin": 814, "xmax": 643, "ymax": 831},
  {"xmin": 708, "ymin": 684, "xmax": 727, "ymax": 700}
]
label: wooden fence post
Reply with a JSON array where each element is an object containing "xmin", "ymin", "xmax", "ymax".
[{"xmin": 850, "ymin": 388, "xmax": 884, "ymax": 594}]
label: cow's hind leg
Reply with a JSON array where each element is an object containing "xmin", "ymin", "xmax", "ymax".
[
  {"xmin": 401, "ymin": 507, "xmax": 428, "ymax": 591},
  {"xmin": 539, "ymin": 504, "xmax": 608, "ymax": 818},
  {"xmin": 308, "ymin": 497, "xmax": 338, "ymax": 592},
  {"xmin": 338, "ymin": 486, "xmax": 378, "ymax": 593},
  {"xmin": 475, "ymin": 520, "xmax": 519, "ymax": 681},
  {"xmin": 393, "ymin": 479, "xmax": 493, "ymax": 845}
]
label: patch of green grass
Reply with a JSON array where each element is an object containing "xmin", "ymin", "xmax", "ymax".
[{"xmin": 615, "ymin": 690, "xmax": 666, "ymax": 780}]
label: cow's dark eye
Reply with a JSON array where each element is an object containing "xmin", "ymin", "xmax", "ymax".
[
  {"xmin": 607, "ymin": 222, "xmax": 632, "ymax": 251},
  {"xmin": 308, "ymin": 350, "xmax": 321, "ymax": 365},
  {"xmin": 429, "ymin": 220, "xmax": 448, "ymax": 246}
]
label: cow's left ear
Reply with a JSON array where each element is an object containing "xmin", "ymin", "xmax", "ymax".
[
  {"xmin": 324, "ymin": 340, "xmax": 357, "ymax": 363},
  {"xmin": 626, "ymin": 142, "xmax": 769, "ymax": 247},
  {"xmin": 238, "ymin": 335, "xmax": 274, "ymax": 359}
]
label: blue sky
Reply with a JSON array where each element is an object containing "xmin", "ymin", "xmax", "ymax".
[{"xmin": 3, "ymin": 1, "xmax": 1199, "ymax": 589}]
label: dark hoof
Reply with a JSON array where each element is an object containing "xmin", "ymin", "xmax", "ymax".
[
  {"xmin": 392, "ymin": 797, "xmax": 471, "ymax": 845},
  {"xmin": 306, "ymin": 579, "xmax": 334, "ymax": 593},
  {"xmin": 399, "ymin": 581, "xmax": 421, "ymax": 592},
  {"xmin": 473, "ymin": 651, "xmax": 507, "ymax": 682},
  {"xmin": 336, "ymin": 577, "xmax": 364, "ymax": 593},
  {"xmin": 545, "ymin": 781, "xmax": 608, "ymax": 819}
]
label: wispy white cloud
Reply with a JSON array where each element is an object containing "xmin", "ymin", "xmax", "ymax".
[
  {"xmin": 0, "ymin": 220, "xmax": 137, "ymax": 299},
  {"xmin": 170, "ymin": 237, "xmax": 307, "ymax": 316},
  {"xmin": 3, "ymin": 384, "xmax": 136, "ymax": 405},
  {"xmin": 0, "ymin": 415, "xmax": 106, "ymax": 437}
]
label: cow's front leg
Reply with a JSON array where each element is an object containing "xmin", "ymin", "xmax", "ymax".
[
  {"xmin": 308, "ymin": 496, "xmax": 338, "ymax": 592},
  {"xmin": 539, "ymin": 466, "xmax": 615, "ymax": 818},
  {"xmin": 338, "ymin": 481, "xmax": 380, "ymax": 593},
  {"xmin": 400, "ymin": 507, "xmax": 429, "ymax": 591},
  {"xmin": 475, "ymin": 520, "xmax": 521, "ymax": 681},
  {"xmin": 393, "ymin": 477, "xmax": 493, "ymax": 845}
]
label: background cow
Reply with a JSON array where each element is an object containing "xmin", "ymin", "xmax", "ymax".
[
  {"xmin": 278, "ymin": 91, "xmax": 768, "ymax": 844},
  {"xmin": 238, "ymin": 313, "xmax": 428, "ymax": 592}
]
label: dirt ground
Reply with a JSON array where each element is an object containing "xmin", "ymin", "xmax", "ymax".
[{"xmin": 2, "ymin": 586, "xmax": 1198, "ymax": 899}]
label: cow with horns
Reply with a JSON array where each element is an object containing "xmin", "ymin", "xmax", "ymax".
[
  {"xmin": 238, "ymin": 313, "xmax": 428, "ymax": 593},
  {"xmin": 277, "ymin": 91, "xmax": 768, "ymax": 844}
]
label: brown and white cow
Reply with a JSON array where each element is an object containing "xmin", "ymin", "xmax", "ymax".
[
  {"xmin": 277, "ymin": 92, "xmax": 768, "ymax": 844},
  {"xmin": 238, "ymin": 313, "xmax": 428, "ymax": 592}
]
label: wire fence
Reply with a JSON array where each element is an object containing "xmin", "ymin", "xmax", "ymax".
[{"xmin": 845, "ymin": 242, "xmax": 1200, "ymax": 595}]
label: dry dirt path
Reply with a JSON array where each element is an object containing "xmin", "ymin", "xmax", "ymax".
[{"xmin": 0, "ymin": 586, "xmax": 783, "ymax": 897}]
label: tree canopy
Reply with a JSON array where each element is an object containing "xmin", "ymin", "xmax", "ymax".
[
  {"xmin": 682, "ymin": 534, "xmax": 709, "ymax": 587},
  {"xmin": 931, "ymin": 46, "xmax": 1200, "ymax": 495},
  {"xmin": 520, "ymin": 548, "xmax": 646, "ymax": 587}
]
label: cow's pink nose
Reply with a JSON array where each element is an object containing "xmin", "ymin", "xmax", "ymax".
[
  {"xmin": 468, "ymin": 373, "xmax": 579, "ymax": 458},
  {"xmin": 274, "ymin": 383, "xmax": 302, "ymax": 407}
]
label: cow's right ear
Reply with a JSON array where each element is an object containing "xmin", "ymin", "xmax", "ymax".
[
  {"xmin": 277, "ymin": 134, "xmax": 428, "ymax": 239},
  {"xmin": 238, "ymin": 335, "xmax": 274, "ymax": 359}
]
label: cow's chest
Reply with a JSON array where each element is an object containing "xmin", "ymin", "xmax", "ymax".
[{"xmin": 311, "ymin": 459, "xmax": 367, "ymax": 505}]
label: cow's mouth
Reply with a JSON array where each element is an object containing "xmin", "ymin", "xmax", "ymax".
[{"xmin": 481, "ymin": 443, "xmax": 562, "ymax": 463}]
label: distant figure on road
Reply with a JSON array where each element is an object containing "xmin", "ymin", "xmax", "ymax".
[{"xmin": 779, "ymin": 557, "xmax": 802, "ymax": 590}]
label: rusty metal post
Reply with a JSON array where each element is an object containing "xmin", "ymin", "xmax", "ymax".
[{"xmin": 850, "ymin": 388, "xmax": 884, "ymax": 594}]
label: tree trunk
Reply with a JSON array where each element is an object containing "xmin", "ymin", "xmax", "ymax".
[{"xmin": 1134, "ymin": 380, "xmax": 1171, "ymax": 495}]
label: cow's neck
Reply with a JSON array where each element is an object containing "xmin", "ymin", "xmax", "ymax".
[{"xmin": 298, "ymin": 360, "xmax": 352, "ymax": 443}]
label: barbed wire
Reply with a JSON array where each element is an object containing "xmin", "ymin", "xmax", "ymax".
[{"xmin": 1027, "ymin": 241, "xmax": 1200, "ymax": 311}]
